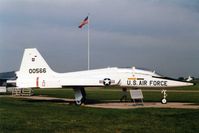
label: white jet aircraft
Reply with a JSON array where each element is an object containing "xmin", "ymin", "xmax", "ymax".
[{"xmin": 8, "ymin": 48, "xmax": 194, "ymax": 105}]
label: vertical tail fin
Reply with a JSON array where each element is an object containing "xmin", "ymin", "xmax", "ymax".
[{"xmin": 19, "ymin": 48, "xmax": 54, "ymax": 75}]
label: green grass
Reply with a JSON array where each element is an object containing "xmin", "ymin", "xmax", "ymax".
[
  {"xmin": 143, "ymin": 91, "xmax": 199, "ymax": 103},
  {"xmin": 1, "ymin": 84, "xmax": 199, "ymax": 133},
  {"xmin": 1, "ymin": 97, "xmax": 199, "ymax": 133}
]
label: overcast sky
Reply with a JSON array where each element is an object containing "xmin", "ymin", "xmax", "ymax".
[{"xmin": 0, "ymin": 0, "xmax": 199, "ymax": 78}]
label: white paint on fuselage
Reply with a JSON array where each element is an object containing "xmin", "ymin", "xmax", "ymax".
[{"xmin": 15, "ymin": 48, "xmax": 193, "ymax": 89}]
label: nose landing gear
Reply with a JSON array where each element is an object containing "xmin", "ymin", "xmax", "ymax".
[{"xmin": 161, "ymin": 89, "xmax": 167, "ymax": 104}]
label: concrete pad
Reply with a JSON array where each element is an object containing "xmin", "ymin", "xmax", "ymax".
[{"xmin": 9, "ymin": 95, "xmax": 199, "ymax": 109}]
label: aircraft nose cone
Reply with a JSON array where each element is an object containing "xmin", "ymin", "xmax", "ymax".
[
  {"xmin": 183, "ymin": 82, "xmax": 194, "ymax": 86},
  {"xmin": 187, "ymin": 82, "xmax": 194, "ymax": 86}
]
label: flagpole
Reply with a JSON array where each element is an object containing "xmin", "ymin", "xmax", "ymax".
[{"xmin": 87, "ymin": 14, "xmax": 90, "ymax": 70}]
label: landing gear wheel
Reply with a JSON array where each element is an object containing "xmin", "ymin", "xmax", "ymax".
[
  {"xmin": 75, "ymin": 100, "xmax": 82, "ymax": 105},
  {"xmin": 73, "ymin": 87, "xmax": 86, "ymax": 106},
  {"xmin": 161, "ymin": 98, "xmax": 167, "ymax": 104}
]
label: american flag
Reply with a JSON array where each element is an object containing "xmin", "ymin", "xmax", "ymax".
[{"xmin": 78, "ymin": 16, "xmax": 88, "ymax": 28}]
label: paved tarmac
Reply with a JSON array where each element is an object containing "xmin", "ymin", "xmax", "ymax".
[{"xmin": 9, "ymin": 95, "xmax": 199, "ymax": 109}]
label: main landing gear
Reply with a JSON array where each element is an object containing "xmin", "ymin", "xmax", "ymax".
[{"xmin": 73, "ymin": 87, "xmax": 86, "ymax": 105}]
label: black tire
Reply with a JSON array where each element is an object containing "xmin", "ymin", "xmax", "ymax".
[
  {"xmin": 161, "ymin": 98, "xmax": 167, "ymax": 104},
  {"xmin": 75, "ymin": 100, "xmax": 82, "ymax": 105}
]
